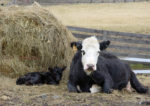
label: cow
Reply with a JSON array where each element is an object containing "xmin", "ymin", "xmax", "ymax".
[
  {"xmin": 68, "ymin": 36, "xmax": 148, "ymax": 94},
  {"xmin": 68, "ymin": 37, "xmax": 111, "ymax": 93},
  {"xmin": 16, "ymin": 66, "xmax": 66, "ymax": 85}
]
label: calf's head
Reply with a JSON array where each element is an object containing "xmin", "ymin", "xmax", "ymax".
[
  {"xmin": 48, "ymin": 66, "xmax": 66, "ymax": 83},
  {"xmin": 71, "ymin": 37, "xmax": 110, "ymax": 75}
]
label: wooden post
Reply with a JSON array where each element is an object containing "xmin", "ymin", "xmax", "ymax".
[{"xmin": 12, "ymin": 0, "xmax": 17, "ymax": 4}]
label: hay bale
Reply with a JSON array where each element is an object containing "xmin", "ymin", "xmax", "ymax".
[
  {"xmin": 0, "ymin": 3, "xmax": 76, "ymax": 79},
  {"xmin": 0, "ymin": 0, "xmax": 11, "ymax": 6}
]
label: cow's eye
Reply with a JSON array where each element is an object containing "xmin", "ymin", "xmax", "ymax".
[{"xmin": 81, "ymin": 50, "xmax": 85, "ymax": 55}]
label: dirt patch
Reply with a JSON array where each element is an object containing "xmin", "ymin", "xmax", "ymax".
[{"xmin": 0, "ymin": 74, "xmax": 150, "ymax": 106}]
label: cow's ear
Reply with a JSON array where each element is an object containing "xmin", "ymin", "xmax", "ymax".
[
  {"xmin": 70, "ymin": 42, "xmax": 82, "ymax": 51},
  {"xmin": 99, "ymin": 40, "xmax": 111, "ymax": 51}
]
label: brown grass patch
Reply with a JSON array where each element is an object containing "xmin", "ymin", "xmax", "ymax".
[{"xmin": 47, "ymin": 2, "xmax": 150, "ymax": 34}]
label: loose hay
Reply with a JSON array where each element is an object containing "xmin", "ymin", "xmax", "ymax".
[{"xmin": 0, "ymin": 3, "xmax": 76, "ymax": 79}]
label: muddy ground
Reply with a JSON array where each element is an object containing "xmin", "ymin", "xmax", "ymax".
[{"xmin": 0, "ymin": 74, "xmax": 150, "ymax": 106}]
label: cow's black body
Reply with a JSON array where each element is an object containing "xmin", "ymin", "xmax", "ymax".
[
  {"xmin": 68, "ymin": 51, "xmax": 148, "ymax": 93},
  {"xmin": 68, "ymin": 51, "xmax": 94, "ymax": 92},
  {"xmin": 16, "ymin": 66, "xmax": 66, "ymax": 85}
]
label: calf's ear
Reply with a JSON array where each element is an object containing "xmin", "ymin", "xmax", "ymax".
[
  {"xmin": 70, "ymin": 41, "xmax": 82, "ymax": 51},
  {"xmin": 61, "ymin": 66, "xmax": 67, "ymax": 72},
  {"xmin": 48, "ymin": 67, "xmax": 53, "ymax": 72},
  {"xmin": 99, "ymin": 40, "xmax": 111, "ymax": 51}
]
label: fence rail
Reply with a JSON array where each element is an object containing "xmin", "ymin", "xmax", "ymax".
[
  {"xmin": 72, "ymin": 33, "xmax": 150, "ymax": 45},
  {"xmin": 10, "ymin": 0, "xmax": 150, "ymax": 5},
  {"xmin": 68, "ymin": 26, "xmax": 150, "ymax": 39}
]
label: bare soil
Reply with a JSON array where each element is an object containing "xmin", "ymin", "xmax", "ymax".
[{"xmin": 0, "ymin": 75, "xmax": 150, "ymax": 106}]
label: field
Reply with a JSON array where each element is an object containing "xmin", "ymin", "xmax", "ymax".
[{"xmin": 48, "ymin": 2, "xmax": 150, "ymax": 34}]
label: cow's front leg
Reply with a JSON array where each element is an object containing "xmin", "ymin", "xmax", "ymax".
[
  {"xmin": 79, "ymin": 83, "xmax": 92, "ymax": 92},
  {"xmin": 90, "ymin": 71, "xmax": 113, "ymax": 94},
  {"xmin": 67, "ymin": 81, "xmax": 80, "ymax": 93}
]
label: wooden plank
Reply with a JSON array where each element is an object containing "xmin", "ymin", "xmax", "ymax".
[
  {"xmin": 75, "ymin": 41, "xmax": 150, "ymax": 52},
  {"xmin": 108, "ymin": 51, "xmax": 150, "ymax": 58},
  {"xmin": 74, "ymin": 37, "xmax": 150, "ymax": 52},
  {"xmin": 125, "ymin": 0, "xmax": 134, "ymax": 2},
  {"xmin": 109, "ymin": 45, "xmax": 150, "ymax": 52},
  {"xmin": 121, "ymin": 57, "xmax": 150, "ymax": 65},
  {"xmin": 115, "ymin": 0, "xmax": 126, "ymax": 2},
  {"xmin": 72, "ymin": 33, "xmax": 150, "ymax": 45},
  {"xmin": 17, "ymin": 0, "xmax": 150, "ymax": 5},
  {"xmin": 121, "ymin": 57, "xmax": 150, "ymax": 63},
  {"xmin": 68, "ymin": 26, "xmax": 150, "ymax": 39},
  {"xmin": 92, "ymin": 0, "xmax": 114, "ymax": 3},
  {"xmin": 133, "ymin": 70, "xmax": 150, "ymax": 74},
  {"xmin": 35, "ymin": 0, "xmax": 91, "ymax": 3}
]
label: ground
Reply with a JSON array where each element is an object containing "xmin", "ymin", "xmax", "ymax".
[
  {"xmin": 48, "ymin": 2, "xmax": 150, "ymax": 34},
  {"xmin": 0, "ymin": 75, "xmax": 150, "ymax": 106}
]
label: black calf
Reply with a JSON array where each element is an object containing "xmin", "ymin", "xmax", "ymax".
[{"xmin": 16, "ymin": 66, "xmax": 66, "ymax": 85}]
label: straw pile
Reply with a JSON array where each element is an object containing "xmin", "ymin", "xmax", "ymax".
[
  {"xmin": 0, "ymin": 0, "xmax": 11, "ymax": 6},
  {"xmin": 0, "ymin": 3, "xmax": 76, "ymax": 78}
]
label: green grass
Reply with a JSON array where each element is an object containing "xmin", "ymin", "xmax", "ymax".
[{"xmin": 130, "ymin": 63, "xmax": 150, "ymax": 70}]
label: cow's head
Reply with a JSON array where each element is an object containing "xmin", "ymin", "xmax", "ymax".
[
  {"xmin": 71, "ymin": 37, "xmax": 110, "ymax": 75},
  {"xmin": 81, "ymin": 37, "xmax": 100, "ymax": 75}
]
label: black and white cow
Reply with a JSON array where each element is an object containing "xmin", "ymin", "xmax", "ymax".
[
  {"xmin": 16, "ymin": 66, "xmax": 66, "ymax": 85},
  {"xmin": 68, "ymin": 36, "xmax": 148, "ymax": 94}
]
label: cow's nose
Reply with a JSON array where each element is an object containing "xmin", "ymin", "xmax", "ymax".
[{"xmin": 87, "ymin": 64, "xmax": 94, "ymax": 70}]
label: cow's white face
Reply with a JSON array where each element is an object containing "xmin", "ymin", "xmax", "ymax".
[{"xmin": 81, "ymin": 36, "xmax": 100, "ymax": 75}]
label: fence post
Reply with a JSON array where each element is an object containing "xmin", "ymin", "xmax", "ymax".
[{"xmin": 12, "ymin": 0, "xmax": 17, "ymax": 4}]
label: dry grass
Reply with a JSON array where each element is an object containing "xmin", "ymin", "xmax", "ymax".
[
  {"xmin": 0, "ymin": 3, "xmax": 76, "ymax": 78},
  {"xmin": 47, "ymin": 2, "xmax": 150, "ymax": 34},
  {"xmin": 0, "ymin": 74, "xmax": 150, "ymax": 105}
]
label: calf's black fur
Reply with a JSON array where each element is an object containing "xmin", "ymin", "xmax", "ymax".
[{"xmin": 16, "ymin": 66, "xmax": 66, "ymax": 85}]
